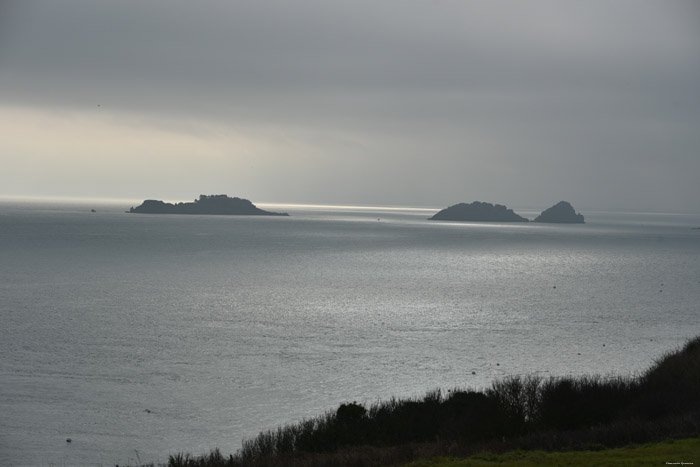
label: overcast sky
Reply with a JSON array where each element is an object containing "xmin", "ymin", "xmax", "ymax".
[{"xmin": 1, "ymin": 1, "xmax": 699, "ymax": 211}]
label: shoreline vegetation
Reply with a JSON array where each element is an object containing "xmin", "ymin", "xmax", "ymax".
[{"xmin": 155, "ymin": 335, "xmax": 700, "ymax": 466}]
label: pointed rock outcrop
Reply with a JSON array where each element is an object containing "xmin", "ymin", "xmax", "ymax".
[{"xmin": 534, "ymin": 201, "xmax": 584, "ymax": 223}]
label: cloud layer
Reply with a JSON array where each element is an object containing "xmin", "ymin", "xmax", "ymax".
[{"xmin": 2, "ymin": 1, "xmax": 699, "ymax": 210}]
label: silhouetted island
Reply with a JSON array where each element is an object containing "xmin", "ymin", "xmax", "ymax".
[
  {"xmin": 534, "ymin": 201, "xmax": 584, "ymax": 223},
  {"xmin": 429, "ymin": 201, "xmax": 529, "ymax": 222},
  {"xmin": 128, "ymin": 195, "xmax": 289, "ymax": 216}
]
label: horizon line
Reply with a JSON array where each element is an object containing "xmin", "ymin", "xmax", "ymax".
[{"xmin": 1, "ymin": 194, "xmax": 699, "ymax": 217}]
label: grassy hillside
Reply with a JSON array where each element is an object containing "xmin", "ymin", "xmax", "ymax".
[
  {"xmin": 407, "ymin": 437, "xmax": 700, "ymax": 466},
  {"xmin": 166, "ymin": 336, "xmax": 700, "ymax": 466}
]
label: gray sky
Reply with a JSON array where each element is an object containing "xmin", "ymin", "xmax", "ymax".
[{"xmin": 1, "ymin": 0, "xmax": 699, "ymax": 212}]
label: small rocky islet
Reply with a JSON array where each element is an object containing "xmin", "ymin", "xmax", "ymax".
[
  {"xmin": 429, "ymin": 200, "xmax": 584, "ymax": 223},
  {"xmin": 127, "ymin": 195, "xmax": 583, "ymax": 223},
  {"xmin": 429, "ymin": 201, "xmax": 528, "ymax": 222},
  {"xmin": 128, "ymin": 194, "xmax": 288, "ymax": 216},
  {"xmin": 533, "ymin": 200, "xmax": 585, "ymax": 223}
]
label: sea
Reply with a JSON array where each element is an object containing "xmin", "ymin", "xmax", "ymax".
[{"xmin": 1, "ymin": 198, "xmax": 699, "ymax": 466}]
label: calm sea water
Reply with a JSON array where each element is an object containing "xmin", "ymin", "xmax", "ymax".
[{"xmin": 1, "ymin": 199, "xmax": 699, "ymax": 466}]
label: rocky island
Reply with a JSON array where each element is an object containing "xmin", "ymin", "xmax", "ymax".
[
  {"xmin": 429, "ymin": 201, "xmax": 529, "ymax": 222},
  {"xmin": 128, "ymin": 194, "xmax": 289, "ymax": 216},
  {"xmin": 533, "ymin": 201, "xmax": 584, "ymax": 223}
]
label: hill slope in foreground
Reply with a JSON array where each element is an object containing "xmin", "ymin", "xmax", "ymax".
[{"xmin": 165, "ymin": 335, "xmax": 700, "ymax": 466}]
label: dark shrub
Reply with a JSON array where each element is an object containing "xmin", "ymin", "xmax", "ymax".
[
  {"xmin": 538, "ymin": 378, "xmax": 579, "ymax": 430},
  {"xmin": 337, "ymin": 402, "xmax": 367, "ymax": 423},
  {"xmin": 440, "ymin": 390, "xmax": 500, "ymax": 441},
  {"xmin": 636, "ymin": 336, "xmax": 700, "ymax": 418},
  {"xmin": 486, "ymin": 375, "xmax": 541, "ymax": 435},
  {"xmin": 333, "ymin": 403, "xmax": 369, "ymax": 447}
]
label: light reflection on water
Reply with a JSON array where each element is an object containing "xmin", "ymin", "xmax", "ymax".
[{"xmin": 1, "ymin": 200, "xmax": 699, "ymax": 465}]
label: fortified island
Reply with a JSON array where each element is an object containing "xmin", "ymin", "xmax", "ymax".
[
  {"xmin": 128, "ymin": 194, "xmax": 289, "ymax": 216},
  {"xmin": 534, "ymin": 201, "xmax": 585, "ymax": 223},
  {"xmin": 429, "ymin": 201, "xmax": 529, "ymax": 222}
]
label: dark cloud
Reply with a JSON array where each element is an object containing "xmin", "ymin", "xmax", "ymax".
[{"xmin": 1, "ymin": 0, "xmax": 699, "ymax": 211}]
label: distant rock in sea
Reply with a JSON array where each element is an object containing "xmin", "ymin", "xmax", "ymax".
[
  {"xmin": 429, "ymin": 201, "xmax": 529, "ymax": 222},
  {"xmin": 128, "ymin": 194, "xmax": 289, "ymax": 216},
  {"xmin": 534, "ymin": 201, "xmax": 584, "ymax": 223}
]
